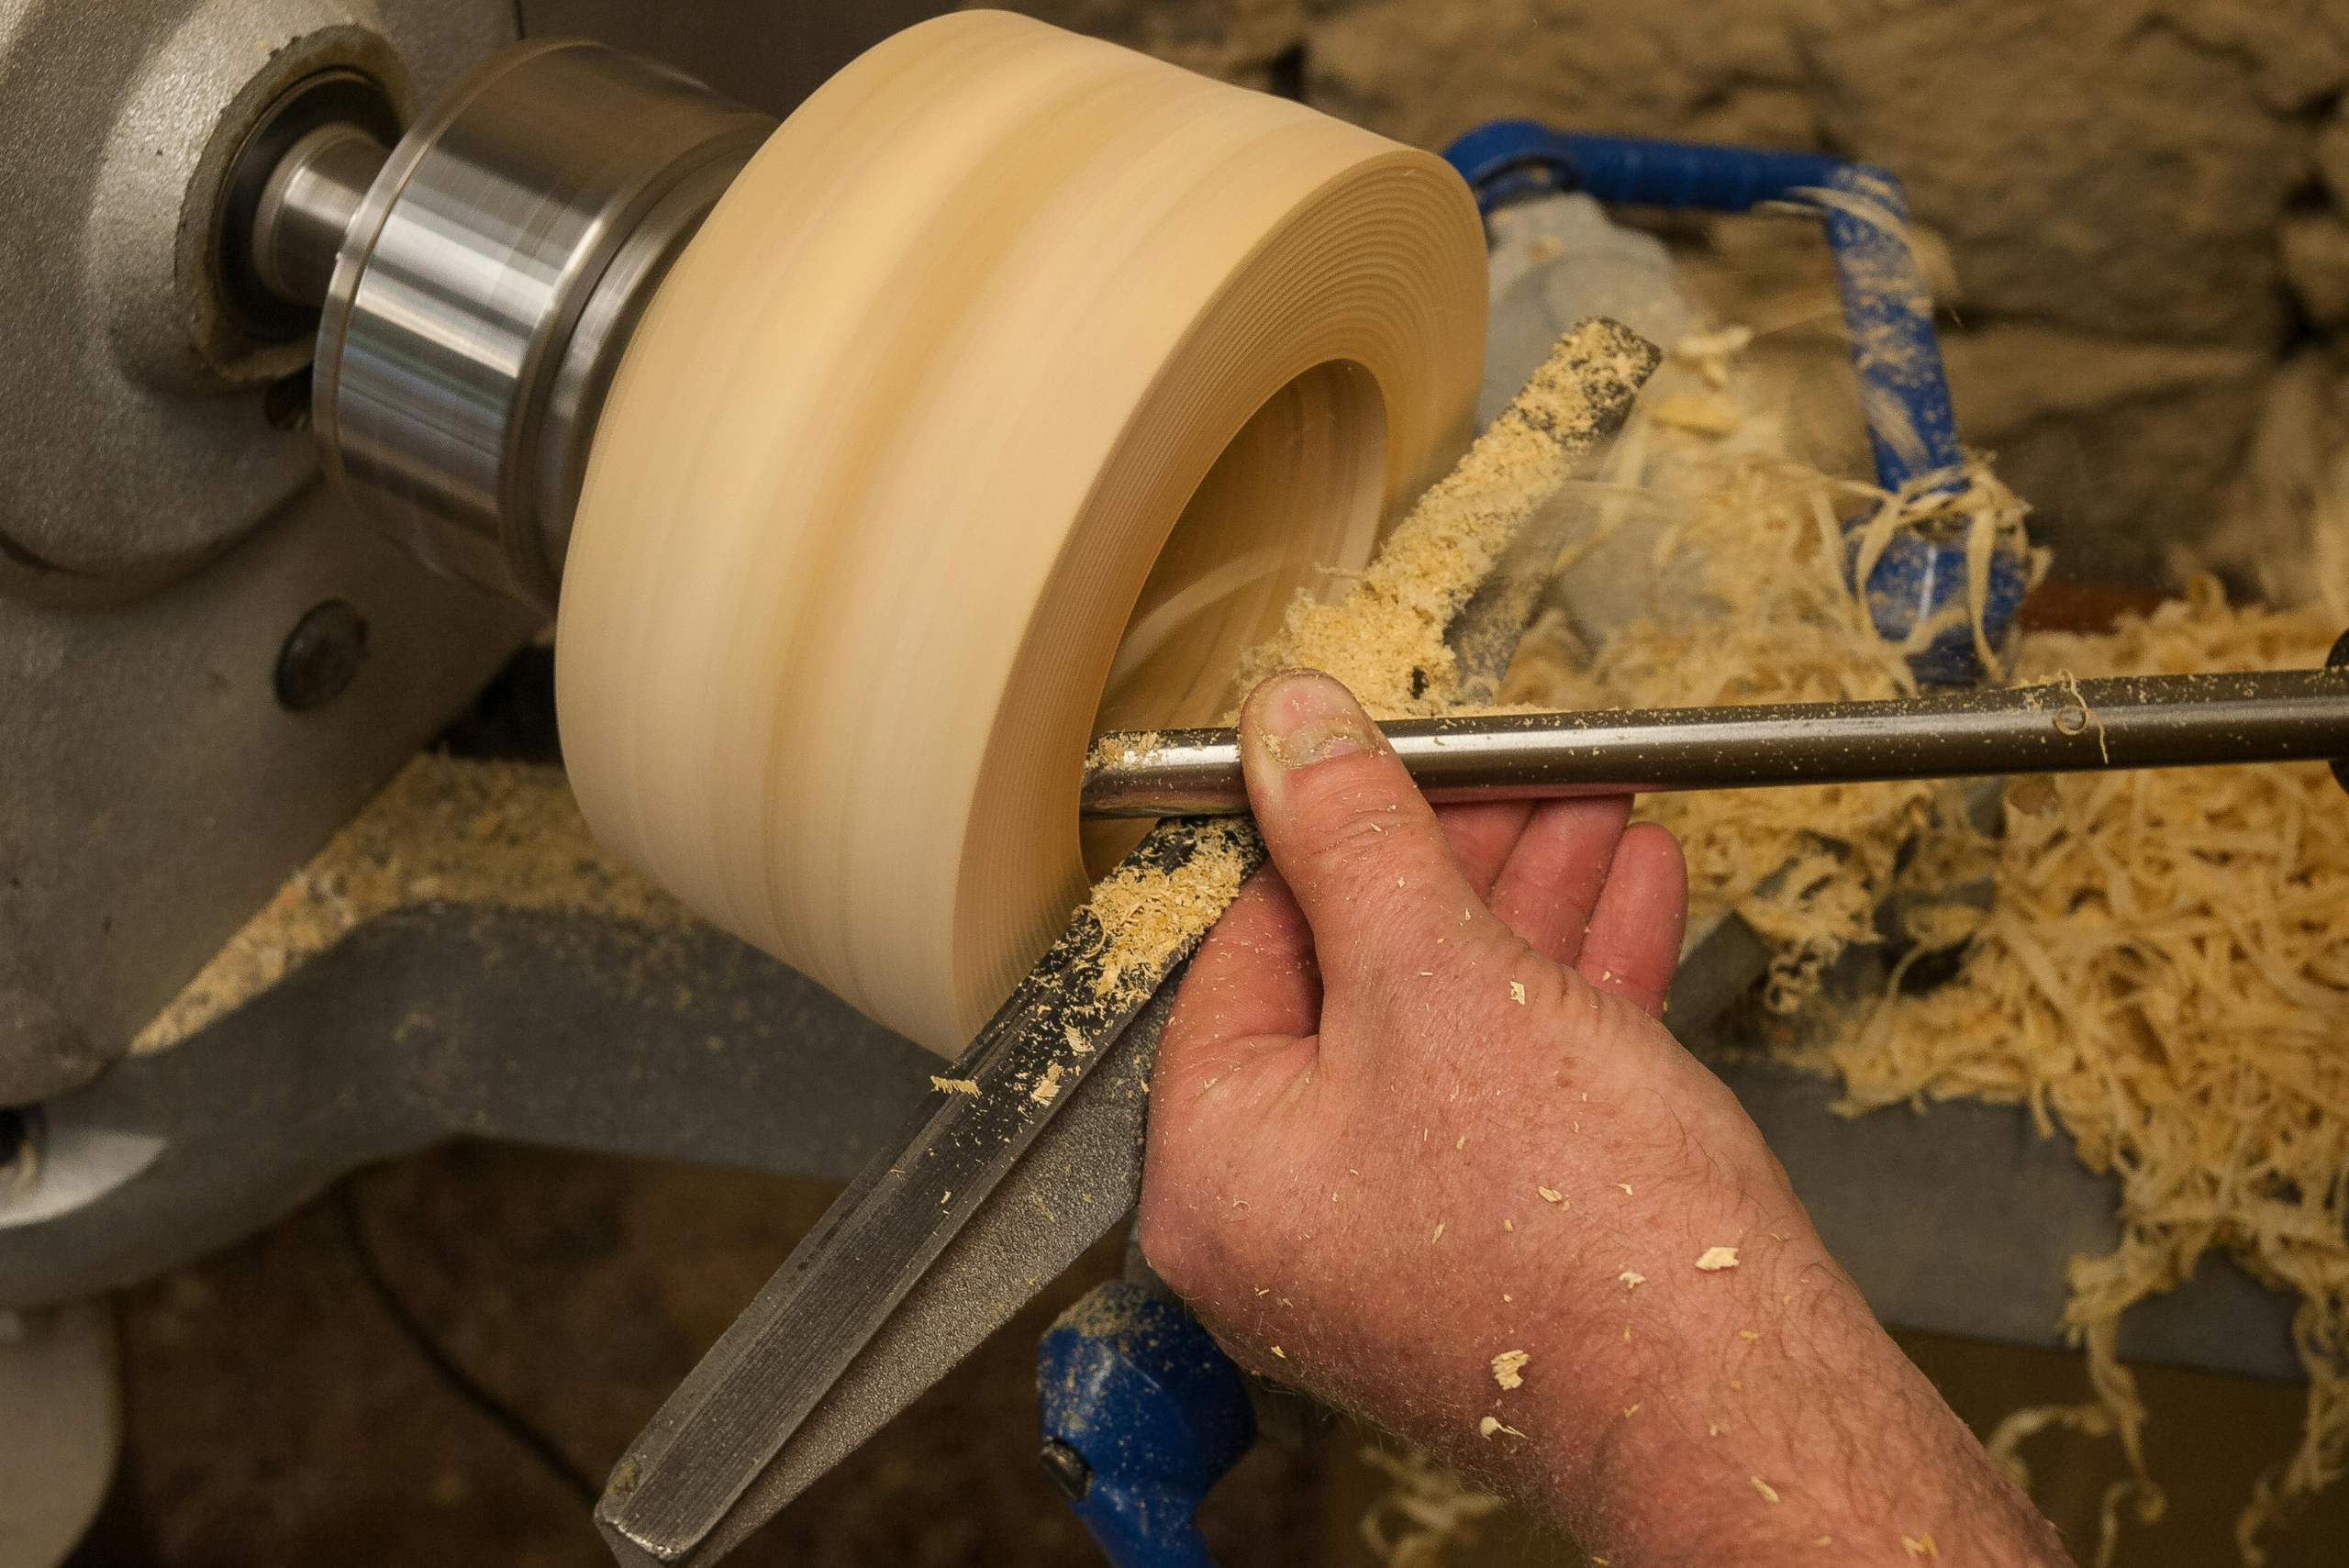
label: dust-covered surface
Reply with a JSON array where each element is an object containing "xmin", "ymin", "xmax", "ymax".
[{"xmin": 131, "ymin": 757, "xmax": 686, "ymax": 1055}]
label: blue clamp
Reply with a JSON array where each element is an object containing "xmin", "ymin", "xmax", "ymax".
[
  {"xmin": 1037, "ymin": 1281, "xmax": 1255, "ymax": 1568},
  {"xmin": 1442, "ymin": 121, "xmax": 2025, "ymax": 684}
]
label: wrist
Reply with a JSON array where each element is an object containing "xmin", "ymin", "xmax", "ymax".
[{"xmin": 1513, "ymin": 1240, "xmax": 2055, "ymax": 1566}]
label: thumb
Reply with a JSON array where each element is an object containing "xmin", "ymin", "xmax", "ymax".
[{"xmin": 1237, "ymin": 670, "xmax": 1486, "ymax": 991}]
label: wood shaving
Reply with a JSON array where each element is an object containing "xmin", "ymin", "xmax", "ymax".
[
  {"xmin": 1538, "ymin": 1186, "xmax": 1564, "ymax": 1203},
  {"xmin": 1696, "ymin": 1246, "xmax": 1741, "ymax": 1272},
  {"xmin": 930, "ymin": 1075, "xmax": 981, "ymax": 1095},
  {"xmin": 1509, "ymin": 980, "xmax": 1527, "ymax": 1005},
  {"xmin": 1490, "ymin": 1349, "xmax": 1530, "ymax": 1390},
  {"xmin": 1902, "ymin": 1536, "xmax": 1940, "ymax": 1560},
  {"xmin": 1359, "ymin": 1445, "xmax": 1507, "ymax": 1567},
  {"xmin": 1029, "ymin": 1062, "xmax": 1064, "ymax": 1104},
  {"xmin": 1751, "ymin": 1476, "xmax": 1783, "ymax": 1505},
  {"xmin": 1499, "ymin": 324, "xmax": 2349, "ymax": 1560},
  {"xmin": 1619, "ymin": 1270, "xmax": 1646, "ymax": 1290}
]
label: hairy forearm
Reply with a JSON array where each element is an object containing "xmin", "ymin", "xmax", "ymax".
[
  {"xmin": 1365, "ymin": 1073, "xmax": 2065, "ymax": 1567},
  {"xmin": 1508, "ymin": 1227, "xmax": 2057, "ymax": 1563}
]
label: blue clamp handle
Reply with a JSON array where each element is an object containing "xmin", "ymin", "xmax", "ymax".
[
  {"xmin": 1037, "ymin": 1282, "xmax": 1255, "ymax": 1568},
  {"xmin": 1442, "ymin": 121, "xmax": 2024, "ymax": 684}
]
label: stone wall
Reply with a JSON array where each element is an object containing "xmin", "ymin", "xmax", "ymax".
[{"xmin": 992, "ymin": 0, "xmax": 2349, "ymax": 595}]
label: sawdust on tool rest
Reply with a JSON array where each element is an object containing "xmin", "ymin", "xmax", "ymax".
[
  {"xmin": 1080, "ymin": 820, "xmax": 1262, "ymax": 1006},
  {"xmin": 131, "ymin": 756, "xmax": 685, "ymax": 1055},
  {"xmin": 1085, "ymin": 730, "xmax": 1165, "ymax": 771}
]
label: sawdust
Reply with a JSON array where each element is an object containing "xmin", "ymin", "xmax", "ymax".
[
  {"xmin": 131, "ymin": 755, "xmax": 686, "ymax": 1054},
  {"xmin": 1081, "ymin": 819, "xmax": 1263, "ymax": 1003},
  {"xmin": 1814, "ymin": 585, "xmax": 2349, "ymax": 1564},
  {"xmin": 1235, "ymin": 317, "xmax": 1661, "ymax": 717},
  {"xmin": 1500, "ymin": 434, "xmax": 2029, "ymax": 1015},
  {"xmin": 1490, "ymin": 1349, "xmax": 1530, "ymax": 1390},
  {"xmin": 1074, "ymin": 322, "xmax": 1665, "ymax": 1067},
  {"xmin": 1085, "ymin": 729, "xmax": 1165, "ymax": 770}
]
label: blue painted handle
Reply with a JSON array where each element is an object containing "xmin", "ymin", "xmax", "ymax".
[
  {"xmin": 1443, "ymin": 121, "xmax": 2017, "ymax": 684},
  {"xmin": 1038, "ymin": 1282, "xmax": 1254, "ymax": 1568}
]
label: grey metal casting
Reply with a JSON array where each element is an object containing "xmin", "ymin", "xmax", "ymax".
[
  {"xmin": 0, "ymin": 0, "xmax": 511, "ymax": 598},
  {"xmin": 0, "ymin": 906, "xmax": 939, "ymax": 1307},
  {"xmin": 0, "ymin": 2, "xmax": 906, "ymax": 1105},
  {"xmin": 0, "ymin": 484, "xmax": 539, "ymax": 1105},
  {"xmin": 0, "ymin": 899, "xmax": 2298, "ymax": 1378}
]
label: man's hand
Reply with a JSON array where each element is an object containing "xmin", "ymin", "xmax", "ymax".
[{"xmin": 1138, "ymin": 670, "xmax": 2064, "ymax": 1566}]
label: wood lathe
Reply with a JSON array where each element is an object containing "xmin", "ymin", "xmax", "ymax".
[{"xmin": 8, "ymin": 9, "xmax": 2349, "ymax": 1568}]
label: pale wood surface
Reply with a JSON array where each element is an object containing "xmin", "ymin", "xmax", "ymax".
[{"xmin": 557, "ymin": 10, "xmax": 1486, "ymax": 1052}]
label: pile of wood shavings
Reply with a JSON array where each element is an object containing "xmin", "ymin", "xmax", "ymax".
[
  {"xmin": 1355, "ymin": 1443, "xmax": 1508, "ymax": 1568},
  {"xmin": 133, "ymin": 756, "xmax": 685, "ymax": 1054},
  {"xmin": 1497, "ymin": 337, "xmax": 2349, "ymax": 1561},
  {"xmin": 1505, "ymin": 452, "xmax": 2026, "ymax": 1013},
  {"xmin": 1849, "ymin": 586, "xmax": 2349, "ymax": 1566},
  {"xmin": 1340, "ymin": 317, "xmax": 2349, "ymax": 1562}
]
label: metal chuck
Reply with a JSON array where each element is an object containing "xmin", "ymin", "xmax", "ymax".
[{"xmin": 230, "ymin": 39, "xmax": 776, "ymax": 610}]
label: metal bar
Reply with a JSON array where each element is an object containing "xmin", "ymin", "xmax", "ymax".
[{"xmin": 1081, "ymin": 669, "xmax": 2349, "ymax": 818}]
